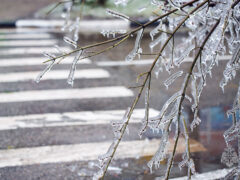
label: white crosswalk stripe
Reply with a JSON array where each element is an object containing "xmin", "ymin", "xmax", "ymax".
[
  {"xmin": 0, "ymin": 33, "xmax": 52, "ymax": 39},
  {"xmin": 0, "ymin": 86, "xmax": 133, "ymax": 103},
  {"xmin": 97, "ymin": 55, "xmax": 232, "ymax": 67},
  {"xmin": 0, "ymin": 28, "xmax": 60, "ymax": 33},
  {"xmin": 0, "ymin": 57, "xmax": 91, "ymax": 66},
  {"xmin": 0, "ymin": 109, "xmax": 159, "ymax": 130},
  {"xmin": 0, "ymin": 137, "xmax": 205, "ymax": 168},
  {"xmin": 0, "ymin": 69, "xmax": 110, "ymax": 82},
  {"xmin": 168, "ymin": 168, "xmax": 233, "ymax": 180},
  {"xmin": 0, "ymin": 140, "xmax": 160, "ymax": 168},
  {"xmin": 0, "ymin": 47, "xmax": 71, "ymax": 55},
  {"xmin": 0, "ymin": 39, "xmax": 58, "ymax": 46}
]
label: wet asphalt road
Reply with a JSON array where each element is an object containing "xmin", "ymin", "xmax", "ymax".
[{"xmin": 0, "ymin": 27, "xmax": 238, "ymax": 180}]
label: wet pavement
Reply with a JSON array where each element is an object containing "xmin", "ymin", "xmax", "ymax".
[{"xmin": 0, "ymin": 26, "xmax": 237, "ymax": 180}]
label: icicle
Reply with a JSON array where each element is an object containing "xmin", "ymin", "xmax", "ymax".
[
  {"xmin": 35, "ymin": 60, "xmax": 55, "ymax": 83},
  {"xmin": 149, "ymin": 35, "xmax": 162, "ymax": 52},
  {"xmin": 106, "ymin": 9, "xmax": 129, "ymax": 22},
  {"xmin": 223, "ymin": 124, "xmax": 238, "ymax": 145},
  {"xmin": 73, "ymin": 17, "xmax": 80, "ymax": 42},
  {"xmin": 188, "ymin": 158, "xmax": 196, "ymax": 174},
  {"xmin": 149, "ymin": 21, "xmax": 162, "ymax": 41},
  {"xmin": 53, "ymin": 45, "xmax": 66, "ymax": 62},
  {"xmin": 148, "ymin": 130, "xmax": 169, "ymax": 170},
  {"xmin": 185, "ymin": 95, "xmax": 192, "ymax": 103},
  {"xmin": 43, "ymin": 52, "xmax": 56, "ymax": 59},
  {"xmin": 190, "ymin": 110, "xmax": 201, "ymax": 131},
  {"xmin": 139, "ymin": 84, "xmax": 150, "ymax": 138},
  {"xmin": 61, "ymin": 1, "xmax": 73, "ymax": 32},
  {"xmin": 63, "ymin": 36, "xmax": 77, "ymax": 48},
  {"xmin": 92, "ymin": 169, "xmax": 104, "ymax": 180},
  {"xmin": 164, "ymin": 71, "xmax": 183, "ymax": 90},
  {"xmin": 191, "ymin": 74, "xmax": 198, "ymax": 111},
  {"xmin": 154, "ymin": 56, "xmax": 164, "ymax": 79},
  {"xmin": 53, "ymin": 45, "xmax": 65, "ymax": 55},
  {"xmin": 174, "ymin": 44, "xmax": 195, "ymax": 67},
  {"xmin": 67, "ymin": 50, "xmax": 83, "ymax": 86},
  {"xmin": 125, "ymin": 29, "xmax": 144, "ymax": 61},
  {"xmin": 94, "ymin": 107, "xmax": 130, "ymax": 179},
  {"xmin": 178, "ymin": 153, "xmax": 188, "ymax": 170},
  {"xmin": 180, "ymin": 73, "xmax": 189, "ymax": 92},
  {"xmin": 111, "ymin": 107, "xmax": 130, "ymax": 139},
  {"xmin": 154, "ymin": 91, "xmax": 182, "ymax": 128},
  {"xmin": 149, "ymin": 27, "xmax": 167, "ymax": 52},
  {"xmin": 101, "ymin": 29, "xmax": 127, "ymax": 38},
  {"xmin": 231, "ymin": 45, "xmax": 240, "ymax": 65}
]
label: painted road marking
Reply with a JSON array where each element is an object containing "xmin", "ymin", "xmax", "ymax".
[
  {"xmin": 0, "ymin": 28, "xmax": 60, "ymax": 34},
  {"xmin": 0, "ymin": 47, "xmax": 71, "ymax": 55},
  {"xmin": 0, "ymin": 138, "xmax": 205, "ymax": 168},
  {"xmin": 0, "ymin": 39, "xmax": 58, "ymax": 47},
  {"xmin": 0, "ymin": 33, "xmax": 52, "ymax": 39},
  {"xmin": 0, "ymin": 86, "xmax": 133, "ymax": 103},
  {"xmin": 16, "ymin": 20, "xmax": 130, "ymax": 34},
  {"xmin": 168, "ymin": 168, "xmax": 233, "ymax": 180},
  {"xmin": 0, "ymin": 69, "xmax": 110, "ymax": 83},
  {"xmin": 0, "ymin": 57, "xmax": 91, "ymax": 67},
  {"xmin": 0, "ymin": 109, "xmax": 159, "ymax": 130},
  {"xmin": 97, "ymin": 56, "xmax": 232, "ymax": 67}
]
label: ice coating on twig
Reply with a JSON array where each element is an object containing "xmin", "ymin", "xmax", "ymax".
[
  {"xmin": 101, "ymin": 29, "xmax": 126, "ymax": 38},
  {"xmin": 190, "ymin": 110, "xmax": 201, "ymax": 131},
  {"xmin": 94, "ymin": 107, "xmax": 130, "ymax": 179},
  {"xmin": 220, "ymin": 44, "xmax": 240, "ymax": 92},
  {"xmin": 174, "ymin": 44, "xmax": 195, "ymax": 67},
  {"xmin": 42, "ymin": 52, "xmax": 56, "ymax": 59},
  {"xmin": 125, "ymin": 29, "xmax": 144, "ymax": 61},
  {"xmin": 149, "ymin": 25, "xmax": 167, "ymax": 52},
  {"xmin": 106, "ymin": 9, "xmax": 129, "ymax": 22},
  {"xmin": 149, "ymin": 21, "xmax": 162, "ymax": 41},
  {"xmin": 61, "ymin": 1, "xmax": 73, "ymax": 31},
  {"xmin": 139, "ymin": 82, "xmax": 150, "ymax": 138},
  {"xmin": 63, "ymin": 36, "xmax": 77, "ymax": 48},
  {"xmin": 35, "ymin": 60, "xmax": 55, "ymax": 83},
  {"xmin": 53, "ymin": 45, "xmax": 67, "ymax": 63},
  {"xmin": 148, "ymin": 91, "xmax": 181, "ymax": 131},
  {"xmin": 67, "ymin": 50, "xmax": 83, "ymax": 86},
  {"xmin": 148, "ymin": 130, "xmax": 169, "ymax": 172},
  {"xmin": 73, "ymin": 17, "xmax": 80, "ymax": 41},
  {"xmin": 35, "ymin": 51, "xmax": 57, "ymax": 83},
  {"xmin": 164, "ymin": 71, "xmax": 183, "ymax": 89}
]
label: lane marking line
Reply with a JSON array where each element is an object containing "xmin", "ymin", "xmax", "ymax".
[
  {"xmin": 0, "ymin": 69, "xmax": 110, "ymax": 83},
  {"xmin": 0, "ymin": 138, "xmax": 205, "ymax": 168},
  {"xmin": 0, "ymin": 57, "xmax": 91, "ymax": 67},
  {"xmin": 0, "ymin": 109, "xmax": 159, "ymax": 130},
  {"xmin": 0, "ymin": 86, "xmax": 134, "ymax": 103}
]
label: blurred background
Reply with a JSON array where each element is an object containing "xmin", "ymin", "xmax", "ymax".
[{"xmin": 0, "ymin": 0, "xmax": 238, "ymax": 179}]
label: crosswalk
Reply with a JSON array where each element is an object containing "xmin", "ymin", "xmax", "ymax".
[{"xmin": 0, "ymin": 27, "xmax": 206, "ymax": 179}]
